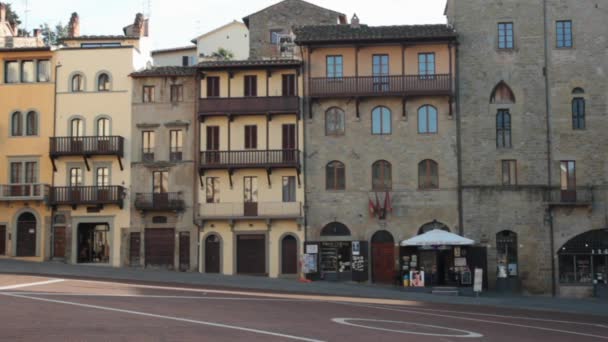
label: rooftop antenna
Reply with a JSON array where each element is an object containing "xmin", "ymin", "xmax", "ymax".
[
  {"xmin": 142, "ymin": 0, "xmax": 152, "ymax": 18},
  {"xmin": 23, "ymin": 0, "xmax": 30, "ymax": 32}
]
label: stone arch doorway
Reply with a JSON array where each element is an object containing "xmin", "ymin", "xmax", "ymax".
[
  {"xmin": 371, "ymin": 230, "xmax": 395, "ymax": 284},
  {"xmin": 16, "ymin": 212, "xmax": 37, "ymax": 257},
  {"xmin": 205, "ymin": 234, "xmax": 221, "ymax": 274},
  {"xmin": 281, "ymin": 235, "xmax": 298, "ymax": 275}
]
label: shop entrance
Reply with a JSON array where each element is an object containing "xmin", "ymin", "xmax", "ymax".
[
  {"xmin": 205, "ymin": 235, "xmax": 221, "ymax": 273},
  {"xmin": 77, "ymin": 223, "xmax": 110, "ymax": 264},
  {"xmin": 145, "ymin": 228, "xmax": 175, "ymax": 269},
  {"xmin": 236, "ymin": 234, "xmax": 266, "ymax": 275},
  {"xmin": 371, "ymin": 230, "xmax": 395, "ymax": 284},
  {"xmin": 16, "ymin": 213, "xmax": 37, "ymax": 257}
]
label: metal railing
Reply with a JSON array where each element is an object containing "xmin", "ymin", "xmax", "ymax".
[
  {"xmin": 50, "ymin": 136, "xmax": 124, "ymax": 157},
  {"xmin": 134, "ymin": 192, "xmax": 185, "ymax": 211},
  {"xmin": 200, "ymin": 201, "xmax": 302, "ymax": 218},
  {"xmin": 0, "ymin": 184, "xmax": 49, "ymax": 201},
  {"xmin": 49, "ymin": 186, "xmax": 125, "ymax": 207},
  {"xmin": 309, "ymin": 74, "xmax": 452, "ymax": 97},
  {"xmin": 545, "ymin": 187, "xmax": 594, "ymax": 205},
  {"xmin": 199, "ymin": 149, "xmax": 301, "ymax": 169}
]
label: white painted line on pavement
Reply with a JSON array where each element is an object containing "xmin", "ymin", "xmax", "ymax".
[
  {"xmin": 339, "ymin": 303, "xmax": 608, "ymax": 340},
  {"xmin": 2, "ymin": 293, "xmax": 325, "ymax": 342},
  {"xmin": 374, "ymin": 304, "xmax": 608, "ymax": 329},
  {"xmin": 0, "ymin": 279, "xmax": 64, "ymax": 291},
  {"xmin": 332, "ymin": 318, "xmax": 483, "ymax": 338},
  {"xmin": 3, "ymin": 292, "xmax": 306, "ymax": 302}
]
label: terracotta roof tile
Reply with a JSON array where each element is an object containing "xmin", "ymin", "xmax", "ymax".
[
  {"xmin": 130, "ymin": 66, "xmax": 197, "ymax": 78},
  {"xmin": 197, "ymin": 59, "xmax": 301, "ymax": 69},
  {"xmin": 294, "ymin": 24, "xmax": 456, "ymax": 44}
]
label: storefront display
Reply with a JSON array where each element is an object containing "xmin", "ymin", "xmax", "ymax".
[{"xmin": 558, "ymin": 229, "xmax": 608, "ymax": 285}]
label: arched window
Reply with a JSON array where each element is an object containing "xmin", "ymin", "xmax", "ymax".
[
  {"xmin": 11, "ymin": 111, "xmax": 22, "ymax": 136},
  {"xmin": 418, "ymin": 159, "xmax": 438, "ymax": 189},
  {"xmin": 490, "ymin": 81, "xmax": 515, "ymax": 104},
  {"xmin": 71, "ymin": 74, "xmax": 83, "ymax": 92},
  {"xmin": 320, "ymin": 222, "xmax": 351, "ymax": 236},
  {"xmin": 372, "ymin": 160, "xmax": 391, "ymax": 191},
  {"xmin": 97, "ymin": 73, "xmax": 110, "ymax": 91},
  {"xmin": 418, "ymin": 220, "xmax": 449, "ymax": 235},
  {"xmin": 26, "ymin": 111, "xmax": 37, "ymax": 136},
  {"xmin": 326, "ymin": 161, "xmax": 345, "ymax": 190},
  {"xmin": 558, "ymin": 229, "xmax": 608, "ymax": 284},
  {"xmin": 418, "ymin": 105, "xmax": 438, "ymax": 134},
  {"xmin": 325, "ymin": 107, "xmax": 345, "ymax": 136},
  {"xmin": 97, "ymin": 118, "xmax": 110, "ymax": 137},
  {"xmin": 496, "ymin": 230, "xmax": 518, "ymax": 278},
  {"xmin": 496, "ymin": 109, "xmax": 511, "ymax": 148},
  {"xmin": 371, "ymin": 106, "xmax": 391, "ymax": 135},
  {"xmin": 70, "ymin": 118, "xmax": 84, "ymax": 137},
  {"xmin": 572, "ymin": 88, "xmax": 585, "ymax": 130}
]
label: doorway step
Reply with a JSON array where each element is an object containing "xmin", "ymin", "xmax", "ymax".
[{"xmin": 431, "ymin": 286, "xmax": 459, "ymax": 296}]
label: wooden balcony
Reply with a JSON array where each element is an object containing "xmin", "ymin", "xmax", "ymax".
[
  {"xmin": 0, "ymin": 184, "xmax": 49, "ymax": 201},
  {"xmin": 198, "ymin": 96, "xmax": 300, "ymax": 118},
  {"xmin": 50, "ymin": 136, "xmax": 125, "ymax": 171},
  {"xmin": 134, "ymin": 192, "xmax": 186, "ymax": 212},
  {"xmin": 309, "ymin": 74, "xmax": 452, "ymax": 98},
  {"xmin": 49, "ymin": 186, "xmax": 125, "ymax": 209},
  {"xmin": 200, "ymin": 202, "xmax": 303, "ymax": 221},
  {"xmin": 199, "ymin": 149, "xmax": 301, "ymax": 171},
  {"xmin": 545, "ymin": 187, "xmax": 593, "ymax": 208}
]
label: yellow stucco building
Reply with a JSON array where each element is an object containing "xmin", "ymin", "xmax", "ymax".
[
  {"xmin": 0, "ymin": 47, "xmax": 56, "ymax": 261},
  {"xmin": 197, "ymin": 60, "xmax": 305, "ymax": 278}
]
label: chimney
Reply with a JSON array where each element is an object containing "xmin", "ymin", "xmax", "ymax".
[
  {"xmin": 351, "ymin": 14, "xmax": 360, "ymax": 28},
  {"xmin": 0, "ymin": 3, "xmax": 6, "ymax": 23},
  {"xmin": 33, "ymin": 28, "xmax": 41, "ymax": 38},
  {"xmin": 131, "ymin": 13, "xmax": 147, "ymax": 37},
  {"xmin": 68, "ymin": 12, "xmax": 80, "ymax": 37}
]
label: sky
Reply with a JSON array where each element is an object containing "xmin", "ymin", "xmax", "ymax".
[{"xmin": 9, "ymin": 0, "xmax": 447, "ymax": 50}]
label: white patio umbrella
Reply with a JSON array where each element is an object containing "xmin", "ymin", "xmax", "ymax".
[{"xmin": 400, "ymin": 229, "xmax": 475, "ymax": 247}]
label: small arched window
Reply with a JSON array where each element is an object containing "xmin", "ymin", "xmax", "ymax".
[
  {"xmin": 490, "ymin": 81, "xmax": 515, "ymax": 104},
  {"xmin": 572, "ymin": 88, "xmax": 585, "ymax": 130},
  {"xmin": 70, "ymin": 118, "xmax": 84, "ymax": 137},
  {"xmin": 496, "ymin": 109, "xmax": 512, "ymax": 148},
  {"xmin": 97, "ymin": 73, "xmax": 110, "ymax": 91},
  {"xmin": 372, "ymin": 106, "xmax": 391, "ymax": 135},
  {"xmin": 11, "ymin": 111, "xmax": 22, "ymax": 136},
  {"xmin": 326, "ymin": 161, "xmax": 345, "ymax": 190},
  {"xmin": 71, "ymin": 74, "xmax": 83, "ymax": 92},
  {"xmin": 321, "ymin": 222, "xmax": 351, "ymax": 236},
  {"xmin": 418, "ymin": 159, "xmax": 439, "ymax": 189},
  {"xmin": 97, "ymin": 118, "xmax": 110, "ymax": 137},
  {"xmin": 372, "ymin": 160, "xmax": 392, "ymax": 191},
  {"xmin": 418, "ymin": 105, "xmax": 438, "ymax": 134},
  {"xmin": 325, "ymin": 107, "xmax": 345, "ymax": 136},
  {"xmin": 418, "ymin": 220, "xmax": 449, "ymax": 235},
  {"xmin": 26, "ymin": 111, "xmax": 37, "ymax": 136}
]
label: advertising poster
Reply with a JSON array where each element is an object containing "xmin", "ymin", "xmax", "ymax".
[{"xmin": 410, "ymin": 270, "xmax": 425, "ymax": 287}]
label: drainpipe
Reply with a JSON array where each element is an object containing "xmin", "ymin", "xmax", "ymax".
[
  {"xmin": 299, "ymin": 46, "xmax": 308, "ymax": 249},
  {"xmin": 454, "ymin": 41, "xmax": 464, "ymax": 237},
  {"xmin": 50, "ymin": 61, "xmax": 61, "ymax": 260},
  {"xmin": 542, "ymin": 0, "xmax": 556, "ymax": 297},
  {"xmin": 193, "ymin": 70, "xmax": 203, "ymax": 272}
]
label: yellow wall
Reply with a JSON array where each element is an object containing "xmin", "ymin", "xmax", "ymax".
[
  {"xmin": 200, "ymin": 68, "xmax": 303, "ymax": 98},
  {"xmin": 0, "ymin": 50, "xmax": 56, "ymax": 260}
]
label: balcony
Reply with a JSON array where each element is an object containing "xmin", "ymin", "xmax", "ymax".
[
  {"xmin": 50, "ymin": 136, "xmax": 125, "ymax": 171},
  {"xmin": 309, "ymin": 74, "xmax": 452, "ymax": 98},
  {"xmin": 49, "ymin": 186, "xmax": 125, "ymax": 209},
  {"xmin": 200, "ymin": 202, "xmax": 303, "ymax": 221},
  {"xmin": 134, "ymin": 192, "xmax": 186, "ymax": 212},
  {"xmin": 199, "ymin": 149, "xmax": 301, "ymax": 171},
  {"xmin": 198, "ymin": 96, "xmax": 300, "ymax": 118},
  {"xmin": 545, "ymin": 187, "xmax": 593, "ymax": 208},
  {"xmin": 0, "ymin": 184, "xmax": 49, "ymax": 201}
]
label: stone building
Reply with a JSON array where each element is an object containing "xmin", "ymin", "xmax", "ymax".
[
  {"xmin": 243, "ymin": 0, "xmax": 346, "ymax": 59},
  {"xmin": 49, "ymin": 13, "xmax": 151, "ymax": 267},
  {"xmin": 295, "ymin": 20, "xmax": 462, "ymax": 284},
  {"xmin": 446, "ymin": 0, "xmax": 608, "ymax": 297}
]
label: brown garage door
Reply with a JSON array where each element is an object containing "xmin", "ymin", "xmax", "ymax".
[
  {"xmin": 145, "ymin": 228, "xmax": 175, "ymax": 269},
  {"xmin": 237, "ymin": 234, "xmax": 265, "ymax": 275},
  {"xmin": 53, "ymin": 227, "xmax": 66, "ymax": 258},
  {"xmin": 0, "ymin": 225, "xmax": 6, "ymax": 255}
]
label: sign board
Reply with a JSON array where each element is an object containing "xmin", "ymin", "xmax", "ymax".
[
  {"xmin": 351, "ymin": 241, "xmax": 369, "ymax": 282},
  {"xmin": 454, "ymin": 257, "xmax": 467, "ymax": 267},
  {"xmin": 305, "ymin": 244, "xmax": 318, "ymax": 254},
  {"xmin": 474, "ymin": 268, "xmax": 483, "ymax": 293},
  {"xmin": 352, "ymin": 241, "xmax": 360, "ymax": 256},
  {"xmin": 410, "ymin": 270, "xmax": 425, "ymax": 287},
  {"xmin": 301, "ymin": 254, "xmax": 317, "ymax": 274}
]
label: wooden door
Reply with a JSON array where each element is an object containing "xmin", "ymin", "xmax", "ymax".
[
  {"xmin": 281, "ymin": 236, "xmax": 298, "ymax": 275},
  {"xmin": 237, "ymin": 234, "xmax": 265, "ymax": 275},
  {"xmin": 206, "ymin": 126, "xmax": 220, "ymax": 164},
  {"xmin": 16, "ymin": 214, "xmax": 36, "ymax": 257},
  {"xmin": 53, "ymin": 227, "xmax": 66, "ymax": 258},
  {"xmin": 372, "ymin": 242, "xmax": 395, "ymax": 284},
  {"xmin": 145, "ymin": 228, "xmax": 175, "ymax": 269},
  {"xmin": 0, "ymin": 225, "xmax": 6, "ymax": 255},
  {"xmin": 282, "ymin": 124, "xmax": 296, "ymax": 162},
  {"xmin": 205, "ymin": 235, "xmax": 220, "ymax": 273},
  {"xmin": 129, "ymin": 232, "xmax": 141, "ymax": 266},
  {"xmin": 243, "ymin": 176, "xmax": 258, "ymax": 217},
  {"xmin": 282, "ymin": 74, "xmax": 296, "ymax": 96},
  {"xmin": 179, "ymin": 232, "xmax": 190, "ymax": 272}
]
